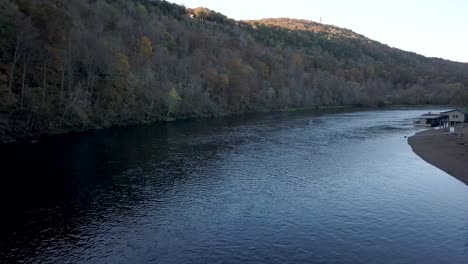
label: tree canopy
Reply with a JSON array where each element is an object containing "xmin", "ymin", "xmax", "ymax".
[{"xmin": 0, "ymin": 0, "xmax": 467, "ymax": 142}]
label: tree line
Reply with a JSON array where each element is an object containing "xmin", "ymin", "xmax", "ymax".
[{"xmin": 0, "ymin": 0, "xmax": 467, "ymax": 142}]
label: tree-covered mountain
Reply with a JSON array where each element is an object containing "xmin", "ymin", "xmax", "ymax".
[{"xmin": 0, "ymin": 0, "xmax": 467, "ymax": 142}]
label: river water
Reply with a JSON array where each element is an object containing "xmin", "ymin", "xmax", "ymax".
[{"xmin": 1, "ymin": 109, "xmax": 468, "ymax": 263}]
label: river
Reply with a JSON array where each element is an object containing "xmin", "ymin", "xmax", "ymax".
[{"xmin": 1, "ymin": 109, "xmax": 468, "ymax": 263}]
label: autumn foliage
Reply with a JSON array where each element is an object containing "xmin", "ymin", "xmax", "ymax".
[{"xmin": 0, "ymin": 0, "xmax": 467, "ymax": 142}]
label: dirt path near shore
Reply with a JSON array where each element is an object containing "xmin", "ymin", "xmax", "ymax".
[{"xmin": 408, "ymin": 127, "xmax": 468, "ymax": 185}]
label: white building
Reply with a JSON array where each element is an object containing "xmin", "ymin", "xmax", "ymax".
[{"xmin": 441, "ymin": 110, "xmax": 467, "ymax": 126}]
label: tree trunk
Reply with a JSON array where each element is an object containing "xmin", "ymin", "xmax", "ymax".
[
  {"xmin": 85, "ymin": 64, "xmax": 94, "ymax": 110},
  {"xmin": 8, "ymin": 41, "xmax": 20, "ymax": 93},
  {"xmin": 60, "ymin": 63, "xmax": 65, "ymax": 103},
  {"xmin": 68, "ymin": 41, "xmax": 72, "ymax": 96},
  {"xmin": 89, "ymin": 69, "xmax": 95, "ymax": 109},
  {"xmin": 21, "ymin": 54, "xmax": 27, "ymax": 112},
  {"xmin": 148, "ymin": 91, "xmax": 155, "ymax": 121},
  {"xmin": 61, "ymin": 87, "xmax": 81, "ymax": 126},
  {"xmin": 184, "ymin": 66, "xmax": 189, "ymax": 89},
  {"xmin": 42, "ymin": 63, "xmax": 47, "ymax": 107}
]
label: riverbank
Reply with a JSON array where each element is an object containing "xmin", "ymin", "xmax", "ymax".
[
  {"xmin": 0, "ymin": 105, "xmax": 351, "ymax": 144},
  {"xmin": 408, "ymin": 127, "xmax": 468, "ymax": 184},
  {"xmin": 1, "ymin": 105, "xmax": 449, "ymax": 144}
]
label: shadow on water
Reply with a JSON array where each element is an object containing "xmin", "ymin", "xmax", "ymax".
[
  {"xmin": 0, "ymin": 109, "xmax": 341, "ymax": 260},
  {"xmin": 1, "ymin": 107, "xmax": 467, "ymax": 263}
]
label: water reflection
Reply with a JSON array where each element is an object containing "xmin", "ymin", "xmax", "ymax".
[{"xmin": 1, "ymin": 109, "xmax": 468, "ymax": 263}]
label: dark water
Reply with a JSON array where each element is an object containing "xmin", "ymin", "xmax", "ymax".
[{"xmin": 1, "ymin": 109, "xmax": 468, "ymax": 264}]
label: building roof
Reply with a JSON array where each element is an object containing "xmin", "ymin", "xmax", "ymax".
[
  {"xmin": 441, "ymin": 109, "xmax": 467, "ymax": 114},
  {"xmin": 418, "ymin": 116, "xmax": 442, "ymax": 120},
  {"xmin": 419, "ymin": 114, "xmax": 442, "ymax": 118}
]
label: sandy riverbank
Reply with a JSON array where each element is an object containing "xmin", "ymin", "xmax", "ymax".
[{"xmin": 408, "ymin": 127, "xmax": 468, "ymax": 184}]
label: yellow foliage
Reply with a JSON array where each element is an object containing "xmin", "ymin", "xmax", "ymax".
[
  {"xmin": 116, "ymin": 53, "xmax": 129, "ymax": 76},
  {"xmin": 164, "ymin": 32, "xmax": 177, "ymax": 51},
  {"xmin": 136, "ymin": 4, "xmax": 148, "ymax": 20},
  {"xmin": 168, "ymin": 87, "xmax": 181, "ymax": 101},
  {"xmin": 218, "ymin": 74, "xmax": 229, "ymax": 88},
  {"xmin": 193, "ymin": 7, "xmax": 209, "ymax": 19},
  {"xmin": 167, "ymin": 87, "xmax": 181, "ymax": 113},
  {"xmin": 138, "ymin": 36, "xmax": 154, "ymax": 58},
  {"xmin": 291, "ymin": 52, "xmax": 304, "ymax": 70}
]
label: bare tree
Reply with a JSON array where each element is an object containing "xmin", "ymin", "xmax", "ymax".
[
  {"xmin": 20, "ymin": 52, "xmax": 27, "ymax": 112},
  {"xmin": 8, "ymin": 36, "xmax": 21, "ymax": 94}
]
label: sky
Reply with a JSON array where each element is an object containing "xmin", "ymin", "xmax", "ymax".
[{"xmin": 167, "ymin": 0, "xmax": 468, "ymax": 63}]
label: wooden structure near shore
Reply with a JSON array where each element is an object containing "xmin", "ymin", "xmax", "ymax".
[
  {"xmin": 441, "ymin": 110, "xmax": 467, "ymax": 126},
  {"xmin": 414, "ymin": 109, "xmax": 467, "ymax": 128},
  {"xmin": 414, "ymin": 112, "xmax": 448, "ymax": 127}
]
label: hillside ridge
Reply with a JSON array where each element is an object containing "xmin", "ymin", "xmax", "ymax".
[
  {"xmin": 245, "ymin": 18, "xmax": 367, "ymax": 40},
  {"xmin": 0, "ymin": 0, "xmax": 467, "ymax": 142}
]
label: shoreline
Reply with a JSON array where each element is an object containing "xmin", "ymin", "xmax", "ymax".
[
  {"xmin": 408, "ymin": 127, "xmax": 468, "ymax": 185},
  {"xmin": 1, "ymin": 105, "xmax": 449, "ymax": 144}
]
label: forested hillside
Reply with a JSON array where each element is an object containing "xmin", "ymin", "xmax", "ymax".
[{"xmin": 1, "ymin": 0, "xmax": 467, "ymax": 142}]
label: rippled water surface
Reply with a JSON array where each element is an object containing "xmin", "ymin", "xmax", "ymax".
[{"xmin": 1, "ymin": 109, "xmax": 468, "ymax": 263}]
